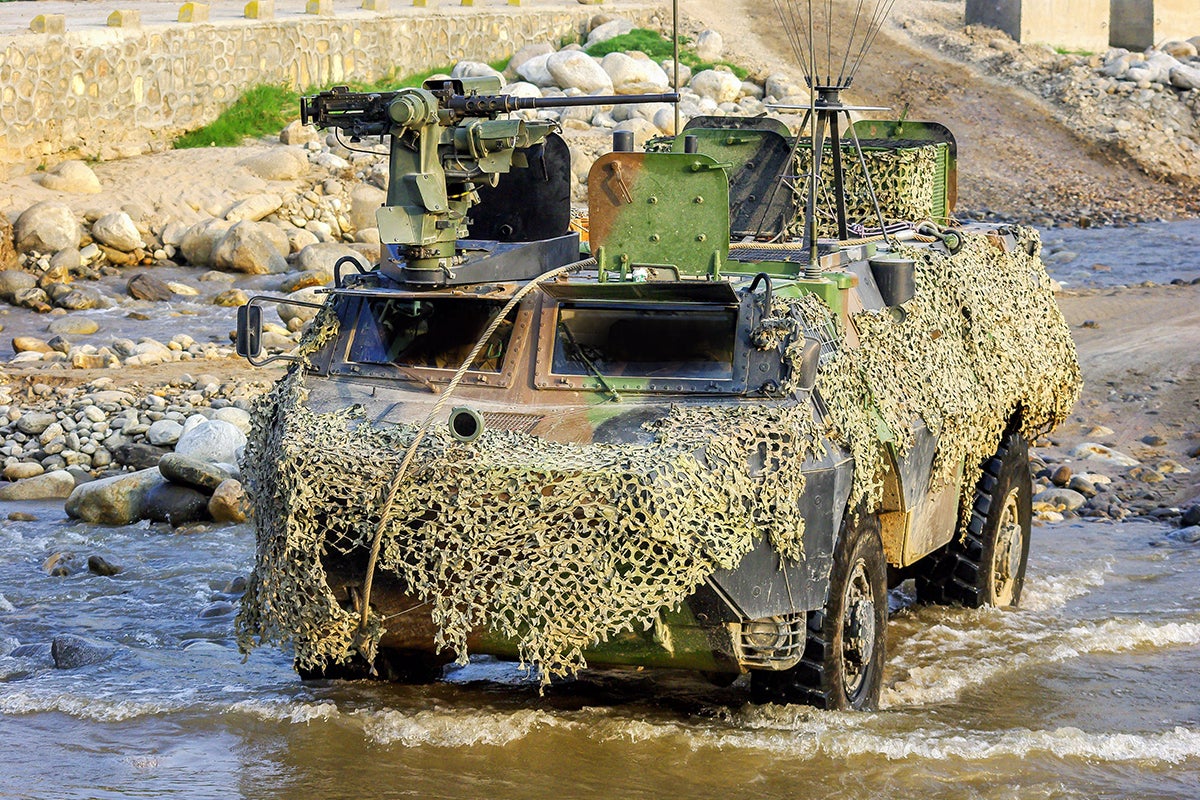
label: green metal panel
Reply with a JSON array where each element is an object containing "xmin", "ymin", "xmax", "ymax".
[{"xmin": 587, "ymin": 152, "xmax": 730, "ymax": 279}]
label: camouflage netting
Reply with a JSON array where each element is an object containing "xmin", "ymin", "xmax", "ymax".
[
  {"xmin": 795, "ymin": 145, "xmax": 940, "ymax": 236},
  {"xmin": 235, "ymin": 225, "xmax": 1080, "ymax": 680},
  {"xmin": 235, "ymin": 331, "xmax": 826, "ymax": 678}
]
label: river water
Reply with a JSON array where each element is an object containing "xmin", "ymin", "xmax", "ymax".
[{"xmin": 0, "ymin": 501, "xmax": 1197, "ymax": 799}]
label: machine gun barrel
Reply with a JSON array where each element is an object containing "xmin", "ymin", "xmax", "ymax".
[{"xmin": 300, "ymin": 86, "xmax": 680, "ymax": 134}]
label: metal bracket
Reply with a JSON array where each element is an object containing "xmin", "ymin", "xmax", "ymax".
[{"xmin": 236, "ymin": 294, "xmax": 328, "ymax": 367}]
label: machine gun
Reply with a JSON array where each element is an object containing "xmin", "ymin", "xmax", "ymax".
[{"xmin": 301, "ymin": 77, "xmax": 679, "ymax": 284}]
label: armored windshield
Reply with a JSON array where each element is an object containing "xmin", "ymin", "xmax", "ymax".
[
  {"xmin": 348, "ymin": 297, "xmax": 516, "ymax": 373},
  {"xmin": 552, "ymin": 304, "xmax": 737, "ymax": 380}
]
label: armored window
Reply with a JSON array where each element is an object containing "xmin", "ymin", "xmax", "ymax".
[
  {"xmin": 551, "ymin": 304, "xmax": 737, "ymax": 380},
  {"xmin": 348, "ymin": 297, "xmax": 517, "ymax": 373}
]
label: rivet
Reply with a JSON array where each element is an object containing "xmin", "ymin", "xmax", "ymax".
[
  {"xmin": 649, "ymin": 234, "xmax": 660, "ymax": 242},
  {"xmin": 696, "ymin": 233, "xmax": 707, "ymax": 242},
  {"xmin": 648, "ymin": 196, "xmax": 659, "ymax": 204},
  {"xmin": 693, "ymin": 196, "xmax": 704, "ymax": 204}
]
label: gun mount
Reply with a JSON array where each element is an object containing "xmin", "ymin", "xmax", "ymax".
[{"xmin": 302, "ymin": 77, "xmax": 679, "ymax": 285}]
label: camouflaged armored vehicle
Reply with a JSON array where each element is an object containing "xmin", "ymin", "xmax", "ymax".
[{"xmin": 234, "ymin": 74, "xmax": 1079, "ymax": 711}]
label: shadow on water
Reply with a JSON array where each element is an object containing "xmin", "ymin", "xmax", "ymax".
[{"xmin": 0, "ymin": 502, "xmax": 1198, "ymax": 800}]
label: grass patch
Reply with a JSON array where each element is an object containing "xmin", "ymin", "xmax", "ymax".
[
  {"xmin": 173, "ymin": 61, "xmax": 511, "ymax": 149},
  {"xmin": 585, "ymin": 28, "xmax": 749, "ymax": 81}
]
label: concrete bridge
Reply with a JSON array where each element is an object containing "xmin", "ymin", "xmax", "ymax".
[{"xmin": 967, "ymin": 0, "xmax": 1200, "ymax": 52}]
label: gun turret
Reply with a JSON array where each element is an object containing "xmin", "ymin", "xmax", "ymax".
[{"xmin": 300, "ymin": 77, "xmax": 679, "ymax": 279}]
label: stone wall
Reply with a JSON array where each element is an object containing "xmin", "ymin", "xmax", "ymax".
[{"xmin": 0, "ymin": 4, "xmax": 662, "ymax": 172}]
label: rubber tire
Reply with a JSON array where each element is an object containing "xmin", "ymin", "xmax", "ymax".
[
  {"xmin": 296, "ymin": 648, "xmax": 447, "ymax": 683},
  {"xmin": 751, "ymin": 512, "xmax": 887, "ymax": 710},
  {"xmin": 915, "ymin": 429, "xmax": 1032, "ymax": 608}
]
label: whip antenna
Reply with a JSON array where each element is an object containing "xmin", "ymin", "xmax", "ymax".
[{"xmin": 768, "ymin": 0, "xmax": 899, "ymax": 273}]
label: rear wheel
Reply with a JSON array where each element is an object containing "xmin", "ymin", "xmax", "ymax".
[
  {"xmin": 916, "ymin": 429, "xmax": 1032, "ymax": 608},
  {"xmin": 751, "ymin": 512, "xmax": 887, "ymax": 710}
]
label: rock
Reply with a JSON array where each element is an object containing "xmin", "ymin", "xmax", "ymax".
[
  {"xmin": 284, "ymin": 227, "xmax": 320, "ymax": 255},
  {"xmin": 586, "ymin": 18, "xmax": 634, "ymax": 47},
  {"xmin": 113, "ymin": 442, "xmax": 170, "ymax": 470},
  {"xmin": 224, "ymin": 193, "xmax": 283, "ymax": 223},
  {"xmin": 65, "ymin": 467, "xmax": 163, "ymax": 525},
  {"xmin": 179, "ymin": 219, "xmax": 234, "ymax": 267},
  {"xmin": 516, "ymin": 52, "xmax": 556, "ymax": 88},
  {"xmin": 239, "ymin": 148, "xmax": 309, "ymax": 181},
  {"xmin": 0, "ymin": 470, "xmax": 76, "ymax": 500},
  {"xmin": 208, "ymin": 478, "xmax": 250, "ymax": 523},
  {"xmin": 44, "ymin": 551, "xmax": 76, "ymax": 576},
  {"xmin": 159, "ymin": 453, "xmax": 230, "ymax": 493},
  {"xmin": 146, "ymin": 419, "xmax": 184, "ymax": 446},
  {"xmin": 601, "ymin": 52, "xmax": 670, "ymax": 94},
  {"xmin": 91, "ymin": 212, "xmax": 145, "ymax": 252},
  {"xmin": 279, "ymin": 119, "xmax": 319, "ymax": 146},
  {"xmin": 1071, "ymin": 442, "xmax": 1140, "ymax": 467},
  {"xmin": 199, "ymin": 600, "xmax": 236, "ymax": 619},
  {"xmin": 693, "ymin": 29, "xmax": 724, "ymax": 61},
  {"xmin": 37, "ymin": 160, "xmax": 101, "ymax": 194},
  {"xmin": 1181, "ymin": 505, "xmax": 1200, "ymax": 527},
  {"xmin": 1033, "ymin": 487, "xmax": 1087, "ymax": 513},
  {"xmin": 1050, "ymin": 465, "xmax": 1072, "ymax": 486},
  {"xmin": 277, "ymin": 287, "xmax": 324, "ymax": 326},
  {"xmin": 212, "ymin": 221, "xmax": 288, "ymax": 275},
  {"xmin": 4, "ymin": 462, "xmax": 44, "ymax": 481},
  {"xmin": 0, "ymin": 270, "xmax": 37, "ymax": 302},
  {"xmin": 691, "ymin": 70, "xmax": 743, "ymax": 105},
  {"xmin": 1169, "ymin": 64, "xmax": 1200, "ymax": 90},
  {"xmin": 55, "ymin": 286, "xmax": 105, "ymax": 311},
  {"xmin": 126, "ymin": 272, "xmax": 175, "ymax": 302},
  {"xmin": 1162, "ymin": 40, "xmax": 1198, "ymax": 59},
  {"xmin": 15, "ymin": 202, "xmax": 81, "ymax": 253},
  {"xmin": 660, "ymin": 59, "xmax": 692, "ymax": 86},
  {"xmin": 87, "ymin": 555, "xmax": 122, "ymax": 576},
  {"xmin": 16, "ymin": 411, "xmax": 57, "ymax": 435},
  {"xmin": 508, "ymin": 42, "xmax": 555, "ymax": 76},
  {"xmin": 143, "ymin": 482, "xmax": 210, "ymax": 525},
  {"xmin": 13, "ymin": 336, "xmax": 53, "ymax": 354},
  {"xmin": 212, "ymin": 406, "xmax": 252, "ymax": 434},
  {"xmin": 349, "ymin": 184, "xmax": 387, "ymax": 231},
  {"xmin": 212, "ymin": 288, "xmax": 249, "ymax": 307},
  {"xmin": 295, "ymin": 241, "xmax": 364, "ymax": 275},
  {"xmin": 174, "ymin": 419, "xmax": 247, "ymax": 465},
  {"xmin": 49, "ymin": 247, "xmax": 82, "ymax": 272},
  {"xmin": 51, "ymin": 634, "xmax": 115, "ymax": 669},
  {"xmin": 1141, "ymin": 434, "xmax": 1168, "ymax": 447},
  {"xmin": 1167, "ymin": 525, "xmax": 1200, "ymax": 544},
  {"xmin": 547, "ymin": 51, "xmax": 614, "ymax": 94},
  {"xmin": 48, "ymin": 318, "xmax": 99, "ymax": 340},
  {"xmin": 1067, "ymin": 475, "xmax": 1098, "ymax": 498},
  {"xmin": 765, "ymin": 73, "xmax": 803, "ymax": 100},
  {"xmin": 451, "ymin": 60, "xmax": 506, "ymax": 85}
]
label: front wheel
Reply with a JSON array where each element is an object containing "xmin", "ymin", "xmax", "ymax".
[
  {"xmin": 751, "ymin": 512, "xmax": 887, "ymax": 710},
  {"xmin": 916, "ymin": 429, "xmax": 1032, "ymax": 608}
]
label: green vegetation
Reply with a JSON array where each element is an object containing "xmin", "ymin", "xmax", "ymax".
[
  {"xmin": 1052, "ymin": 45, "xmax": 1094, "ymax": 56},
  {"xmin": 172, "ymin": 61, "xmax": 516, "ymax": 149},
  {"xmin": 585, "ymin": 28, "xmax": 749, "ymax": 81}
]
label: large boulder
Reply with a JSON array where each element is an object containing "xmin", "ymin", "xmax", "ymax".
[
  {"xmin": 586, "ymin": 18, "xmax": 634, "ymax": 47},
  {"xmin": 179, "ymin": 219, "xmax": 235, "ymax": 267},
  {"xmin": 91, "ymin": 212, "xmax": 145, "ymax": 252},
  {"xmin": 239, "ymin": 148, "xmax": 309, "ymax": 181},
  {"xmin": 0, "ymin": 470, "xmax": 76, "ymax": 501},
  {"xmin": 547, "ymin": 51, "xmax": 614, "ymax": 94},
  {"xmin": 142, "ymin": 482, "xmax": 211, "ymax": 525},
  {"xmin": 65, "ymin": 467, "xmax": 164, "ymax": 525},
  {"xmin": 693, "ymin": 29, "xmax": 724, "ymax": 61},
  {"xmin": 601, "ymin": 52, "xmax": 670, "ymax": 94},
  {"xmin": 159, "ymin": 452, "xmax": 231, "ymax": 493},
  {"xmin": 146, "ymin": 419, "xmax": 184, "ymax": 446},
  {"xmin": 212, "ymin": 221, "xmax": 288, "ymax": 275},
  {"xmin": 1170, "ymin": 64, "xmax": 1200, "ymax": 90},
  {"xmin": 37, "ymin": 160, "xmax": 101, "ymax": 194},
  {"xmin": 0, "ymin": 269, "xmax": 38, "ymax": 302},
  {"xmin": 224, "ymin": 193, "xmax": 283, "ymax": 223},
  {"xmin": 508, "ymin": 42, "xmax": 555, "ymax": 76},
  {"xmin": 15, "ymin": 202, "xmax": 81, "ymax": 253},
  {"xmin": 349, "ymin": 184, "xmax": 386, "ymax": 232},
  {"xmin": 295, "ymin": 241, "xmax": 365, "ymax": 276},
  {"xmin": 690, "ymin": 69, "xmax": 743, "ymax": 104},
  {"xmin": 516, "ymin": 52, "xmax": 557, "ymax": 88},
  {"xmin": 276, "ymin": 286, "xmax": 324, "ymax": 327},
  {"xmin": 208, "ymin": 478, "xmax": 250, "ymax": 523},
  {"xmin": 126, "ymin": 272, "xmax": 175, "ymax": 302},
  {"xmin": 174, "ymin": 419, "xmax": 247, "ymax": 465}
]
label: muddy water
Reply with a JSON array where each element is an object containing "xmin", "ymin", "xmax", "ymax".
[{"xmin": 0, "ymin": 503, "xmax": 1197, "ymax": 799}]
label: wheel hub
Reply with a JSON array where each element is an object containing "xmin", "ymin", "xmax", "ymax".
[
  {"xmin": 990, "ymin": 486, "xmax": 1024, "ymax": 606},
  {"xmin": 841, "ymin": 559, "xmax": 877, "ymax": 698}
]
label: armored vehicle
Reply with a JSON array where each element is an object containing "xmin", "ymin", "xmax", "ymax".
[{"xmin": 234, "ymin": 69, "xmax": 1079, "ymax": 710}]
